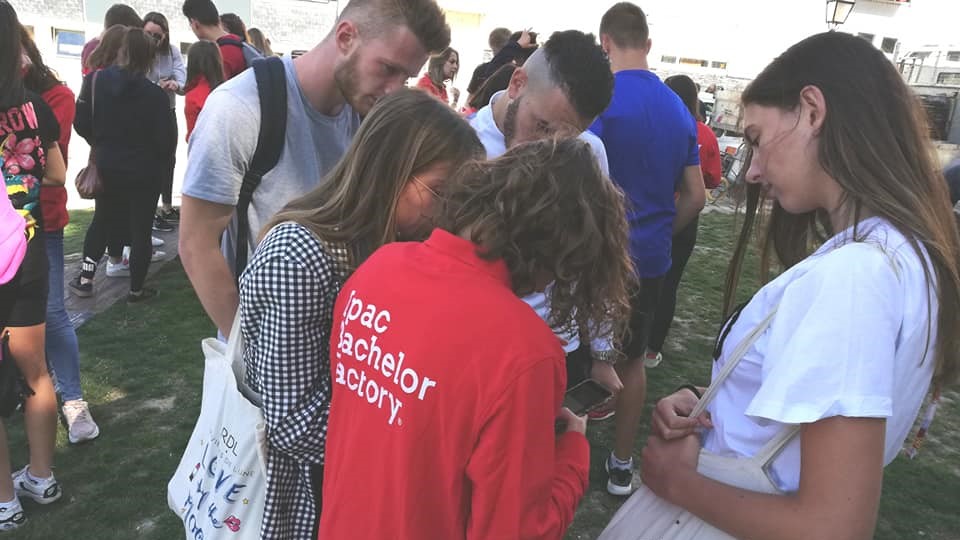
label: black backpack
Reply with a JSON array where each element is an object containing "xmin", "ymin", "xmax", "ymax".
[{"xmin": 234, "ymin": 56, "xmax": 287, "ymax": 279}]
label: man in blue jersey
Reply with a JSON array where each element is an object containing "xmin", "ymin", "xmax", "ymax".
[{"xmin": 590, "ymin": 2, "xmax": 706, "ymax": 496}]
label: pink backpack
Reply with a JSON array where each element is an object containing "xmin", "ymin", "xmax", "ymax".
[{"xmin": 0, "ymin": 193, "xmax": 27, "ymax": 285}]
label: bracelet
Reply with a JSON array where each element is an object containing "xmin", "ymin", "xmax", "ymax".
[
  {"xmin": 676, "ymin": 384, "xmax": 702, "ymax": 399},
  {"xmin": 591, "ymin": 349, "xmax": 622, "ymax": 366}
]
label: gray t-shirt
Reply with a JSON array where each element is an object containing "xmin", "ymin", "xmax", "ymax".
[{"xmin": 182, "ymin": 56, "xmax": 361, "ymax": 276}]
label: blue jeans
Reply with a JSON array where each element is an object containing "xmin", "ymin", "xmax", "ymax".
[{"xmin": 44, "ymin": 230, "xmax": 84, "ymax": 402}]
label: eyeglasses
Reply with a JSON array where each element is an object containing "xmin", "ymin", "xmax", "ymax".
[
  {"xmin": 412, "ymin": 175, "xmax": 440, "ymax": 199},
  {"xmin": 147, "ymin": 31, "xmax": 164, "ymax": 42}
]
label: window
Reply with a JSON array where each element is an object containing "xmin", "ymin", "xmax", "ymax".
[
  {"xmin": 909, "ymin": 51, "xmax": 930, "ymax": 59},
  {"xmin": 857, "ymin": 33, "xmax": 875, "ymax": 43},
  {"xmin": 679, "ymin": 57, "xmax": 708, "ymax": 67},
  {"xmin": 54, "ymin": 29, "xmax": 85, "ymax": 58},
  {"xmin": 948, "ymin": 51, "xmax": 960, "ymax": 62},
  {"xmin": 711, "ymin": 61, "xmax": 728, "ymax": 69},
  {"xmin": 881, "ymin": 37, "xmax": 898, "ymax": 54},
  {"xmin": 937, "ymin": 72, "xmax": 960, "ymax": 85},
  {"xmin": 660, "ymin": 55, "xmax": 677, "ymax": 64}
]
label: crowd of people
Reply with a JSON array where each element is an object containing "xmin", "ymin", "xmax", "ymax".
[{"xmin": 2, "ymin": 0, "xmax": 959, "ymax": 538}]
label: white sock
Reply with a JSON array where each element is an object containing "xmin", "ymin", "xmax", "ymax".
[
  {"xmin": 26, "ymin": 469, "xmax": 52, "ymax": 483},
  {"xmin": 610, "ymin": 453, "xmax": 633, "ymax": 470}
]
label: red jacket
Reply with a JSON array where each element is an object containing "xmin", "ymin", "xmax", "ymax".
[
  {"xmin": 415, "ymin": 73, "xmax": 449, "ymax": 103},
  {"xmin": 184, "ymin": 76, "xmax": 213, "ymax": 142},
  {"xmin": 697, "ymin": 121, "xmax": 722, "ymax": 189},
  {"xmin": 319, "ymin": 230, "xmax": 590, "ymax": 540},
  {"xmin": 39, "ymin": 84, "xmax": 75, "ymax": 232}
]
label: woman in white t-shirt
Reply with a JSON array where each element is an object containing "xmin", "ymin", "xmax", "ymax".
[{"xmin": 635, "ymin": 32, "xmax": 960, "ymax": 539}]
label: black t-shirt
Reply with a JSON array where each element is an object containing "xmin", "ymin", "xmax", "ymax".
[{"xmin": 1, "ymin": 91, "xmax": 60, "ymax": 240}]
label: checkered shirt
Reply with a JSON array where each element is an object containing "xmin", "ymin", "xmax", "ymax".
[{"xmin": 239, "ymin": 222, "xmax": 350, "ymax": 540}]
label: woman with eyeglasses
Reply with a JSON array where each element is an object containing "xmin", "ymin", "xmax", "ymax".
[
  {"xmin": 238, "ymin": 88, "xmax": 482, "ymax": 540},
  {"xmin": 143, "ymin": 11, "xmax": 185, "ymax": 230}
]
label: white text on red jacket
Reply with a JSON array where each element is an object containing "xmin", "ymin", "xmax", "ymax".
[{"xmin": 334, "ymin": 289, "xmax": 439, "ymax": 426}]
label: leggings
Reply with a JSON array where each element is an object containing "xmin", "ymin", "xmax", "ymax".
[
  {"xmin": 647, "ymin": 216, "xmax": 699, "ymax": 353},
  {"xmin": 159, "ymin": 109, "xmax": 178, "ymax": 207},
  {"xmin": 82, "ymin": 169, "xmax": 161, "ymax": 291}
]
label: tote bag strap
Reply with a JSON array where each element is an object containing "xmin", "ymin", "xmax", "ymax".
[
  {"xmin": 689, "ymin": 305, "xmax": 800, "ymax": 469},
  {"xmin": 690, "ymin": 307, "xmax": 777, "ymax": 418},
  {"xmin": 225, "ymin": 309, "xmax": 263, "ymax": 407}
]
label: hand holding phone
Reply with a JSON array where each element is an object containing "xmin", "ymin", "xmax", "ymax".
[
  {"xmin": 556, "ymin": 407, "xmax": 587, "ymax": 435},
  {"xmin": 563, "ymin": 379, "xmax": 613, "ymax": 416}
]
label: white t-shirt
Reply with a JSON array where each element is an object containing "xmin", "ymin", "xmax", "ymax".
[
  {"xmin": 467, "ymin": 91, "xmax": 612, "ymax": 354},
  {"xmin": 703, "ymin": 217, "xmax": 936, "ymax": 492}
]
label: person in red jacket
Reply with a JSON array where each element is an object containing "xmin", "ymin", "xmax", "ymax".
[
  {"xmin": 183, "ymin": 40, "xmax": 225, "ymax": 142},
  {"xmin": 644, "ymin": 74, "xmax": 723, "ymax": 367},
  {"xmin": 319, "ymin": 138, "xmax": 636, "ymax": 540},
  {"xmin": 415, "ymin": 47, "xmax": 459, "ymax": 107},
  {"xmin": 21, "ymin": 27, "xmax": 101, "ymax": 444}
]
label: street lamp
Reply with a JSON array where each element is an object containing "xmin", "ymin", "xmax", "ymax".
[{"xmin": 826, "ymin": 0, "xmax": 856, "ymax": 30}]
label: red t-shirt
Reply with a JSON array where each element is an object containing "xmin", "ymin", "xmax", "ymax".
[
  {"xmin": 319, "ymin": 230, "xmax": 590, "ymax": 540},
  {"xmin": 415, "ymin": 73, "xmax": 449, "ymax": 103},
  {"xmin": 39, "ymin": 84, "xmax": 75, "ymax": 232},
  {"xmin": 217, "ymin": 34, "xmax": 248, "ymax": 80},
  {"xmin": 697, "ymin": 121, "xmax": 722, "ymax": 189},
  {"xmin": 184, "ymin": 76, "xmax": 213, "ymax": 142}
]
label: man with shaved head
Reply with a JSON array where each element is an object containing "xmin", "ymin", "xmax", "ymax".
[{"xmin": 468, "ymin": 29, "xmax": 626, "ymax": 411}]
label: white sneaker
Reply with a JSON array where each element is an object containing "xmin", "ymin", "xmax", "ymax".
[
  {"xmin": 152, "ymin": 249, "xmax": 166, "ymax": 262},
  {"xmin": 643, "ymin": 351, "xmax": 663, "ymax": 368},
  {"xmin": 11, "ymin": 467, "xmax": 61, "ymax": 505},
  {"xmin": 0, "ymin": 497, "xmax": 24, "ymax": 531},
  {"xmin": 62, "ymin": 400, "xmax": 100, "ymax": 444},
  {"xmin": 105, "ymin": 258, "xmax": 130, "ymax": 277},
  {"xmin": 152, "ymin": 235, "xmax": 164, "ymax": 248}
]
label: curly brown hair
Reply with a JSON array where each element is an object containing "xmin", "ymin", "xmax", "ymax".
[{"xmin": 437, "ymin": 137, "xmax": 636, "ymax": 345}]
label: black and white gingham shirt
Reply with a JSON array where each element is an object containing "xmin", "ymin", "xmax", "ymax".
[{"xmin": 239, "ymin": 222, "xmax": 349, "ymax": 540}]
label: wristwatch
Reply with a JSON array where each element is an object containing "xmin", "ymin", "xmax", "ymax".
[{"xmin": 592, "ymin": 349, "xmax": 622, "ymax": 366}]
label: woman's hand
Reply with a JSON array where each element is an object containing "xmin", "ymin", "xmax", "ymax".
[
  {"xmin": 651, "ymin": 389, "xmax": 712, "ymax": 440},
  {"xmin": 557, "ymin": 407, "xmax": 587, "ymax": 435},
  {"xmin": 640, "ymin": 433, "xmax": 700, "ymax": 504}
]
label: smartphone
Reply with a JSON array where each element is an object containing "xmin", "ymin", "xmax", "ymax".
[{"xmin": 563, "ymin": 379, "xmax": 613, "ymax": 416}]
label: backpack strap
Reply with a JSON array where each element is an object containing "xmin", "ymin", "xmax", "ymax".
[{"xmin": 235, "ymin": 56, "xmax": 287, "ymax": 280}]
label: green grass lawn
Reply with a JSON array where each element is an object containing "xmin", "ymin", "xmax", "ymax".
[{"xmin": 4, "ymin": 211, "xmax": 956, "ymax": 539}]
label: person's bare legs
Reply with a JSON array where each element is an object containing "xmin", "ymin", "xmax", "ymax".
[
  {"xmin": 612, "ymin": 357, "xmax": 646, "ymax": 461},
  {"xmin": 5, "ymin": 324, "xmax": 57, "ymax": 478}
]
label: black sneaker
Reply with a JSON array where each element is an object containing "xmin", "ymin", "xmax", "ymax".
[
  {"xmin": 152, "ymin": 214, "xmax": 174, "ymax": 232},
  {"xmin": 159, "ymin": 207, "xmax": 180, "ymax": 223},
  {"xmin": 68, "ymin": 258, "xmax": 97, "ymax": 297},
  {"xmin": 127, "ymin": 287, "xmax": 158, "ymax": 303},
  {"xmin": 605, "ymin": 456, "xmax": 634, "ymax": 496}
]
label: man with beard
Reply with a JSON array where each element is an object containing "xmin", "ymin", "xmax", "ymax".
[
  {"xmin": 467, "ymin": 30, "xmax": 625, "ymax": 397},
  {"xmin": 180, "ymin": 0, "xmax": 449, "ymax": 336}
]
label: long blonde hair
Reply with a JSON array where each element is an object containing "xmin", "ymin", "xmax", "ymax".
[
  {"xmin": 729, "ymin": 32, "xmax": 960, "ymax": 388},
  {"xmin": 263, "ymin": 88, "xmax": 483, "ymax": 269}
]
